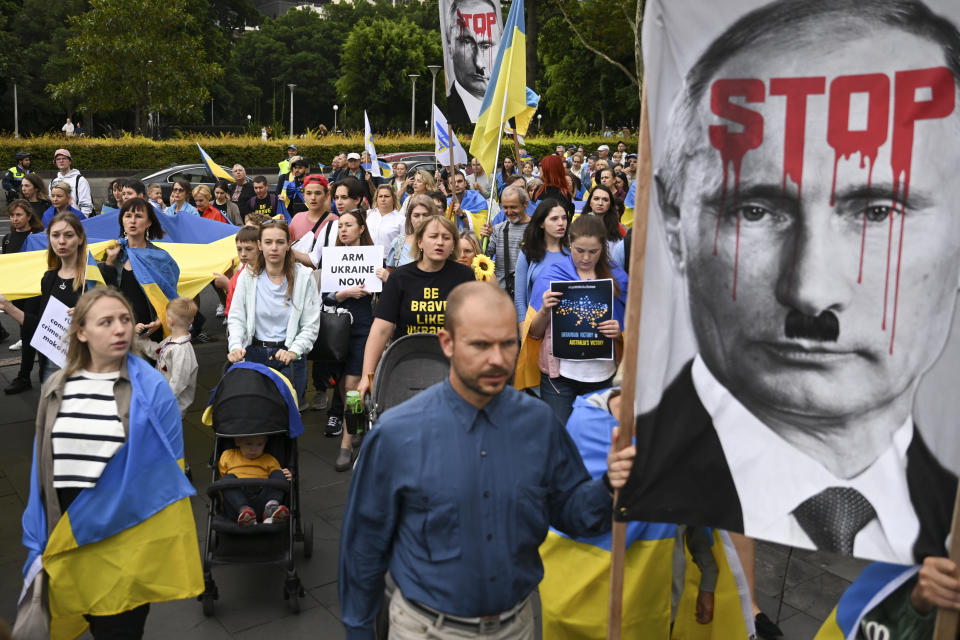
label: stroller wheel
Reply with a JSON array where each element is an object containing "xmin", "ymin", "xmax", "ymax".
[
  {"xmin": 287, "ymin": 589, "xmax": 301, "ymax": 614},
  {"xmin": 303, "ymin": 521, "xmax": 314, "ymax": 559},
  {"xmin": 201, "ymin": 593, "xmax": 215, "ymax": 617}
]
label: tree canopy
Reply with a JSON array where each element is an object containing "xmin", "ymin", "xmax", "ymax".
[
  {"xmin": 0, "ymin": 0, "xmax": 642, "ymax": 135},
  {"xmin": 48, "ymin": 0, "xmax": 223, "ymax": 131}
]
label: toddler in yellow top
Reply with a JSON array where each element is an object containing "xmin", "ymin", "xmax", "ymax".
[{"xmin": 218, "ymin": 435, "xmax": 293, "ymax": 526}]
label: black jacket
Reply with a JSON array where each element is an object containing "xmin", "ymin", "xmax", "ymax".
[{"xmin": 615, "ymin": 360, "xmax": 957, "ymax": 563}]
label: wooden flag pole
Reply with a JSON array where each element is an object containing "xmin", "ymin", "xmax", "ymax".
[
  {"xmin": 606, "ymin": 79, "xmax": 651, "ymax": 640},
  {"xmin": 511, "ymin": 129, "xmax": 523, "ymax": 172},
  {"xmin": 934, "ymin": 480, "xmax": 960, "ymax": 639}
]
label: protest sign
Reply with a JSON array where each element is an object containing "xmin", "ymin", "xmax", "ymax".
[
  {"xmin": 320, "ymin": 246, "xmax": 384, "ymax": 293},
  {"xmin": 29, "ymin": 296, "xmax": 71, "ymax": 368},
  {"xmin": 614, "ymin": 0, "xmax": 960, "ymax": 566},
  {"xmin": 550, "ymin": 279, "xmax": 614, "ymax": 360},
  {"xmin": 438, "ymin": 0, "xmax": 502, "ymax": 124}
]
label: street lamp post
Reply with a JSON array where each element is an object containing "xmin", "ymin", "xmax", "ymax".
[
  {"xmin": 247, "ymin": 114, "xmax": 252, "ymax": 133},
  {"xmin": 537, "ymin": 113, "xmax": 542, "ymax": 132},
  {"xmin": 211, "ymin": 98, "xmax": 214, "ymax": 127},
  {"xmin": 408, "ymin": 74, "xmax": 419, "ymax": 137},
  {"xmin": 13, "ymin": 82, "xmax": 18, "ymax": 139},
  {"xmin": 333, "ymin": 104, "xmax": 338, "ymax": 133},
  {"xmin": 288, "ymin": 84, "xmax": 296, "ymax": 137},
  {"xmin": 427, "ymin": 65, "xmax": 442, "ymax": 140}
]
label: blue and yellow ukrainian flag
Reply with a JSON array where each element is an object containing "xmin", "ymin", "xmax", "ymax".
[
  {"xmin": 671, "ymin": 530, "xmax": 751, "ymax": 639},
  {"xmin": 621, "ymin": 181, "xmax": 637, "ymax": 229},
  {"xmin": 197, "ymin": 143, "xmax": 235, "ymax": 183},
  {"xmin": 468, "ymin": 0, "xmax": 540, "ymax": 176},
  {"xmin": 447, "ymin": 189, "xmax": 489, "ymax": 233},
  {"xmin": 514, "ymin": 255, "xmax": 628, "ymax": 389},
  {"xmin": 119, "ymin": 240, "xmax": 180, "ymax": 334},
  {"xmin": 814, "ymin": 563, "xmax": 919, "ymax": 639},
  {"xmin": 21, "ymin": 354, "xmax": 202, "ymax": 640},
  {"xmin": 202, "ymin": 361, "xmax": 305, "ymax": 436},
  {"xmin": 540, "ymin": 393, "xmax": 676, "ymax": 637}
]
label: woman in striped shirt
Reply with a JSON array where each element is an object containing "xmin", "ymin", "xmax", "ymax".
[{"xmin": 28, "ymin": 288, "xmax": 197, "ymax": 638}]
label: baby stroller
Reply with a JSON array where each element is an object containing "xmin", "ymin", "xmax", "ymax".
[
  {"xmin": 364, "ymin": 333, "xmax": 450, "ymax": 426},
  {"xmin": 198, "ymin": 362, "xmax": 314, "ymax": 615}
]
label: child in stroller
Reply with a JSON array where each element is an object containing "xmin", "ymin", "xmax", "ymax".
[{"xmin": 218, "ymin": 434, "xmax": 293, "ymax": 526}]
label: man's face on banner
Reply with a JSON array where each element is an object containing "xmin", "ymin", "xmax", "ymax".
[
  {"xmin": 448, "ymin": 0, "xmax": 501, "ymax": 99},
  {"xmin": 670, "ymin": 30, "xmax": 960, "ymax": 424}
]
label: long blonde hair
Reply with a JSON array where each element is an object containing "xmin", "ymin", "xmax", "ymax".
[
  {"xmin": 64, "ymin": 288, "xmax": 134, "ymax": 376},
  {"xmin": 254, "ymin": 220, "xmax": 297, "ymax": 301},
  {"xmin": 46, "ymin": 211, "xmax": 88, "ymax": 292}
]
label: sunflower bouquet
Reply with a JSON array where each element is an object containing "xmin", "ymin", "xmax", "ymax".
[{"xmin": 471, "ymin": 254, "xmax": 496, "ymax": 282}]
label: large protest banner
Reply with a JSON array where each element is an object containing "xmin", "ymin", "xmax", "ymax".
[
  {"xmin": 615, "ymin": 0, "xmax": 960, "ymax": 566},
  {"xmin": 439, "ymin": 0, "xmax": 502, "ymax": 124}
]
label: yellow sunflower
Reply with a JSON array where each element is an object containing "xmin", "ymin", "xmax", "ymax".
[{"xmin": 471, "ymin": 254, "xmax": 495, "ymax": 282}]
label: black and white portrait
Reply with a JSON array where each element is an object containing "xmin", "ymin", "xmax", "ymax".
[
  {"xmin": 439, "ymin": 0, "xmax": 503, "ymax": 124},
  {"xmin": 617, "ymin": 0, "xmax": 960, "ymax": 565}
]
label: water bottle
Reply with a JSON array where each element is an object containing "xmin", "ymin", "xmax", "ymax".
[{"xmin": 345, "ymin": 390, "xmax": 365, "ymax": 435}]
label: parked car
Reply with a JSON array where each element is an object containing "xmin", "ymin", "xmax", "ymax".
[{"xmin": 131, "ymin": 164, "xmax": 277, "ymax": 205}]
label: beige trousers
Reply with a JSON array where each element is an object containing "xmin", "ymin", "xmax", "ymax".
[{"xmin": 387, "ymin": 590, "xmax": 534, "ymax": 640}]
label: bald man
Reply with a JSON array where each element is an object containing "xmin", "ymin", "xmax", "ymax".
[{"xmin": 339, "ymin": 282, "xmax": 635, "ymax": 639}]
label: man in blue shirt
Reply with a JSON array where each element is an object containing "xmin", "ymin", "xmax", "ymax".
[{"xmin": 339, "ymin": 281, "xmax": 636, "ymax": 639}]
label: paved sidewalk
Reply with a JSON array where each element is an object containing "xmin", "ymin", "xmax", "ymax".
[{"xmin": 0, "ymin": 288, "xmax": 866, "ymax": 638}]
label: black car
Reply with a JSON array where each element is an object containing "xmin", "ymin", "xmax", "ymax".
[{"xmin": 131, "ymin": 164, "xmax": 277, "ymax": 205}]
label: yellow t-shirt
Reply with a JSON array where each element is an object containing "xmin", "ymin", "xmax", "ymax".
[{"xmin": 217, "ymin": 448, "xmax": 281, "ymax": 479}]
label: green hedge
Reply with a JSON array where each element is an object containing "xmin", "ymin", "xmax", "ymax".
[{"xmin": 0, "ymin": 134, "xmax": 639, "ymax": 171}]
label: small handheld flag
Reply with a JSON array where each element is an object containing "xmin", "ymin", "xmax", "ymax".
[
  {"xmin": 196, "ymin": 143, "xmax": 235, "ymax": 183},
  {"xmin": 364, "ymin": 112, "xmax": 381, "ymax": 178}
]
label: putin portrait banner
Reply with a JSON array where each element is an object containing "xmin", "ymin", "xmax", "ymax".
[
  {"xmin": 439, "ymin": 0, "xmax": 503, "ymax": 124},
  {"xmin": 617, "ymin": 0, "xmax": 960, "ymax": 565}
]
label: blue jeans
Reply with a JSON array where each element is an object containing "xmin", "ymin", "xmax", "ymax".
[
  {"xmin": 39, "ymin": 355, "xmax": 60, "ymax": 384},
  {"xmin": 539, "ymin": 374, "xmax": 614, "ymax": 427},
  {"xmin": 244, "ymin": 344, "xmax": 307, "ymax": 406}
]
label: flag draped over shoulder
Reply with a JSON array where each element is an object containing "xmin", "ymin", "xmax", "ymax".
[
  {"xmin": 197, "ymin": 143, "xmax": 235, "ymax": 183},
  {"xmin": 514, "ymin": 255, "xmax": 628, "ymax": 389},
  {"xmin": 814, "ymin": 563, "xmax": 919, "ymax": 640},
  {"xmin": 21, "ymin": 355, "xmax": 202, "ymax": 640},
  {"xmin": 364, "ymin": 111, "xmax": 381, "ymax": 179},
  {"xmin": 539, "ymin": 392, "xmax": 676, "ymax": 638},
  {"xmin": 468, "ymin": 0, "xmax": 540, "ymax": 176},
  {"xmin": 447, "ymin": 189, "xmax": 489, "ymax": 233},
  {"xmin": 120, "ymin": 240, "xmax": 180, "ymax": 332},
  {"xmin": 621, "ymin": 181, "xmax": 637, "ymax": 229}
]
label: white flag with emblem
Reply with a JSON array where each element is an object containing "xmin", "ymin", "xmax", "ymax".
[
  {"xmin": 434, "ymin": 105, "xmax": 469, "ymax": 167},
  {"xmin": 364, "ymin": 111, "xmax": 381, "ymax": 178}
]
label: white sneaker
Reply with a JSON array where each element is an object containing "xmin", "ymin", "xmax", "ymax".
[
  {"xmin": 216, "ymin": 304, "xmax": 226, "ymax": 317},
  {"xmin": 9, "ymin": 339, "xmax": 21, "ymax": 351}
]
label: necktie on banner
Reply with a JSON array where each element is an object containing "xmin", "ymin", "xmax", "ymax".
[
  {"xmin": 468, "ymin": 0, "xmax": 540, "ymax": 177},
  {"xmin": 514, "ymin": 255, "xmax": 628, "ymax": 389},
  {"xmin": 434, "ymin": 106, "xmax": 469, "ymax": 167},
  {"xmin": 364, "ymin": 111, "xmax": 382, "ymax": 178},
  {"xmin": 196, "ymin": 143, "xmax": 235, "ymax": 183},
  {"xmin": 20, "ymin": 354, "xmax": 203, "ymax": 640}
]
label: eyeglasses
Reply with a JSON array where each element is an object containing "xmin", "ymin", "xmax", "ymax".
[
  {"xmin": 260, "ymin": 219, "xmax": 282, "ymax": 226},
  {"xmin": 172, "ymin": 187, "xmax": 185, "ymax": 192}
]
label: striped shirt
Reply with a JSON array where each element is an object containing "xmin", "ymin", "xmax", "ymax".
[{"xmin": 52, "ymin": 370, "xmax": 125, "ymax": 489}]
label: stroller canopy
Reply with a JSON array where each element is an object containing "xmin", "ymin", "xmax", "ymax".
[{"xmin": 203, "ymin": 362, "xmax": 305, "ymax": 438}]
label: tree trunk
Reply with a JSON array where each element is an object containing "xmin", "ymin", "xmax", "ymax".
[
  {"xmin": 134, "ymin": 104, "xmax": 142, "ymax": 134},
  {"xmin": 526, "ymin": 0, "xmax": 538, "ymax": 88},
  {"xmin": 83, "ymin": 112, "xmax": 93, "ymax": 136}
]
